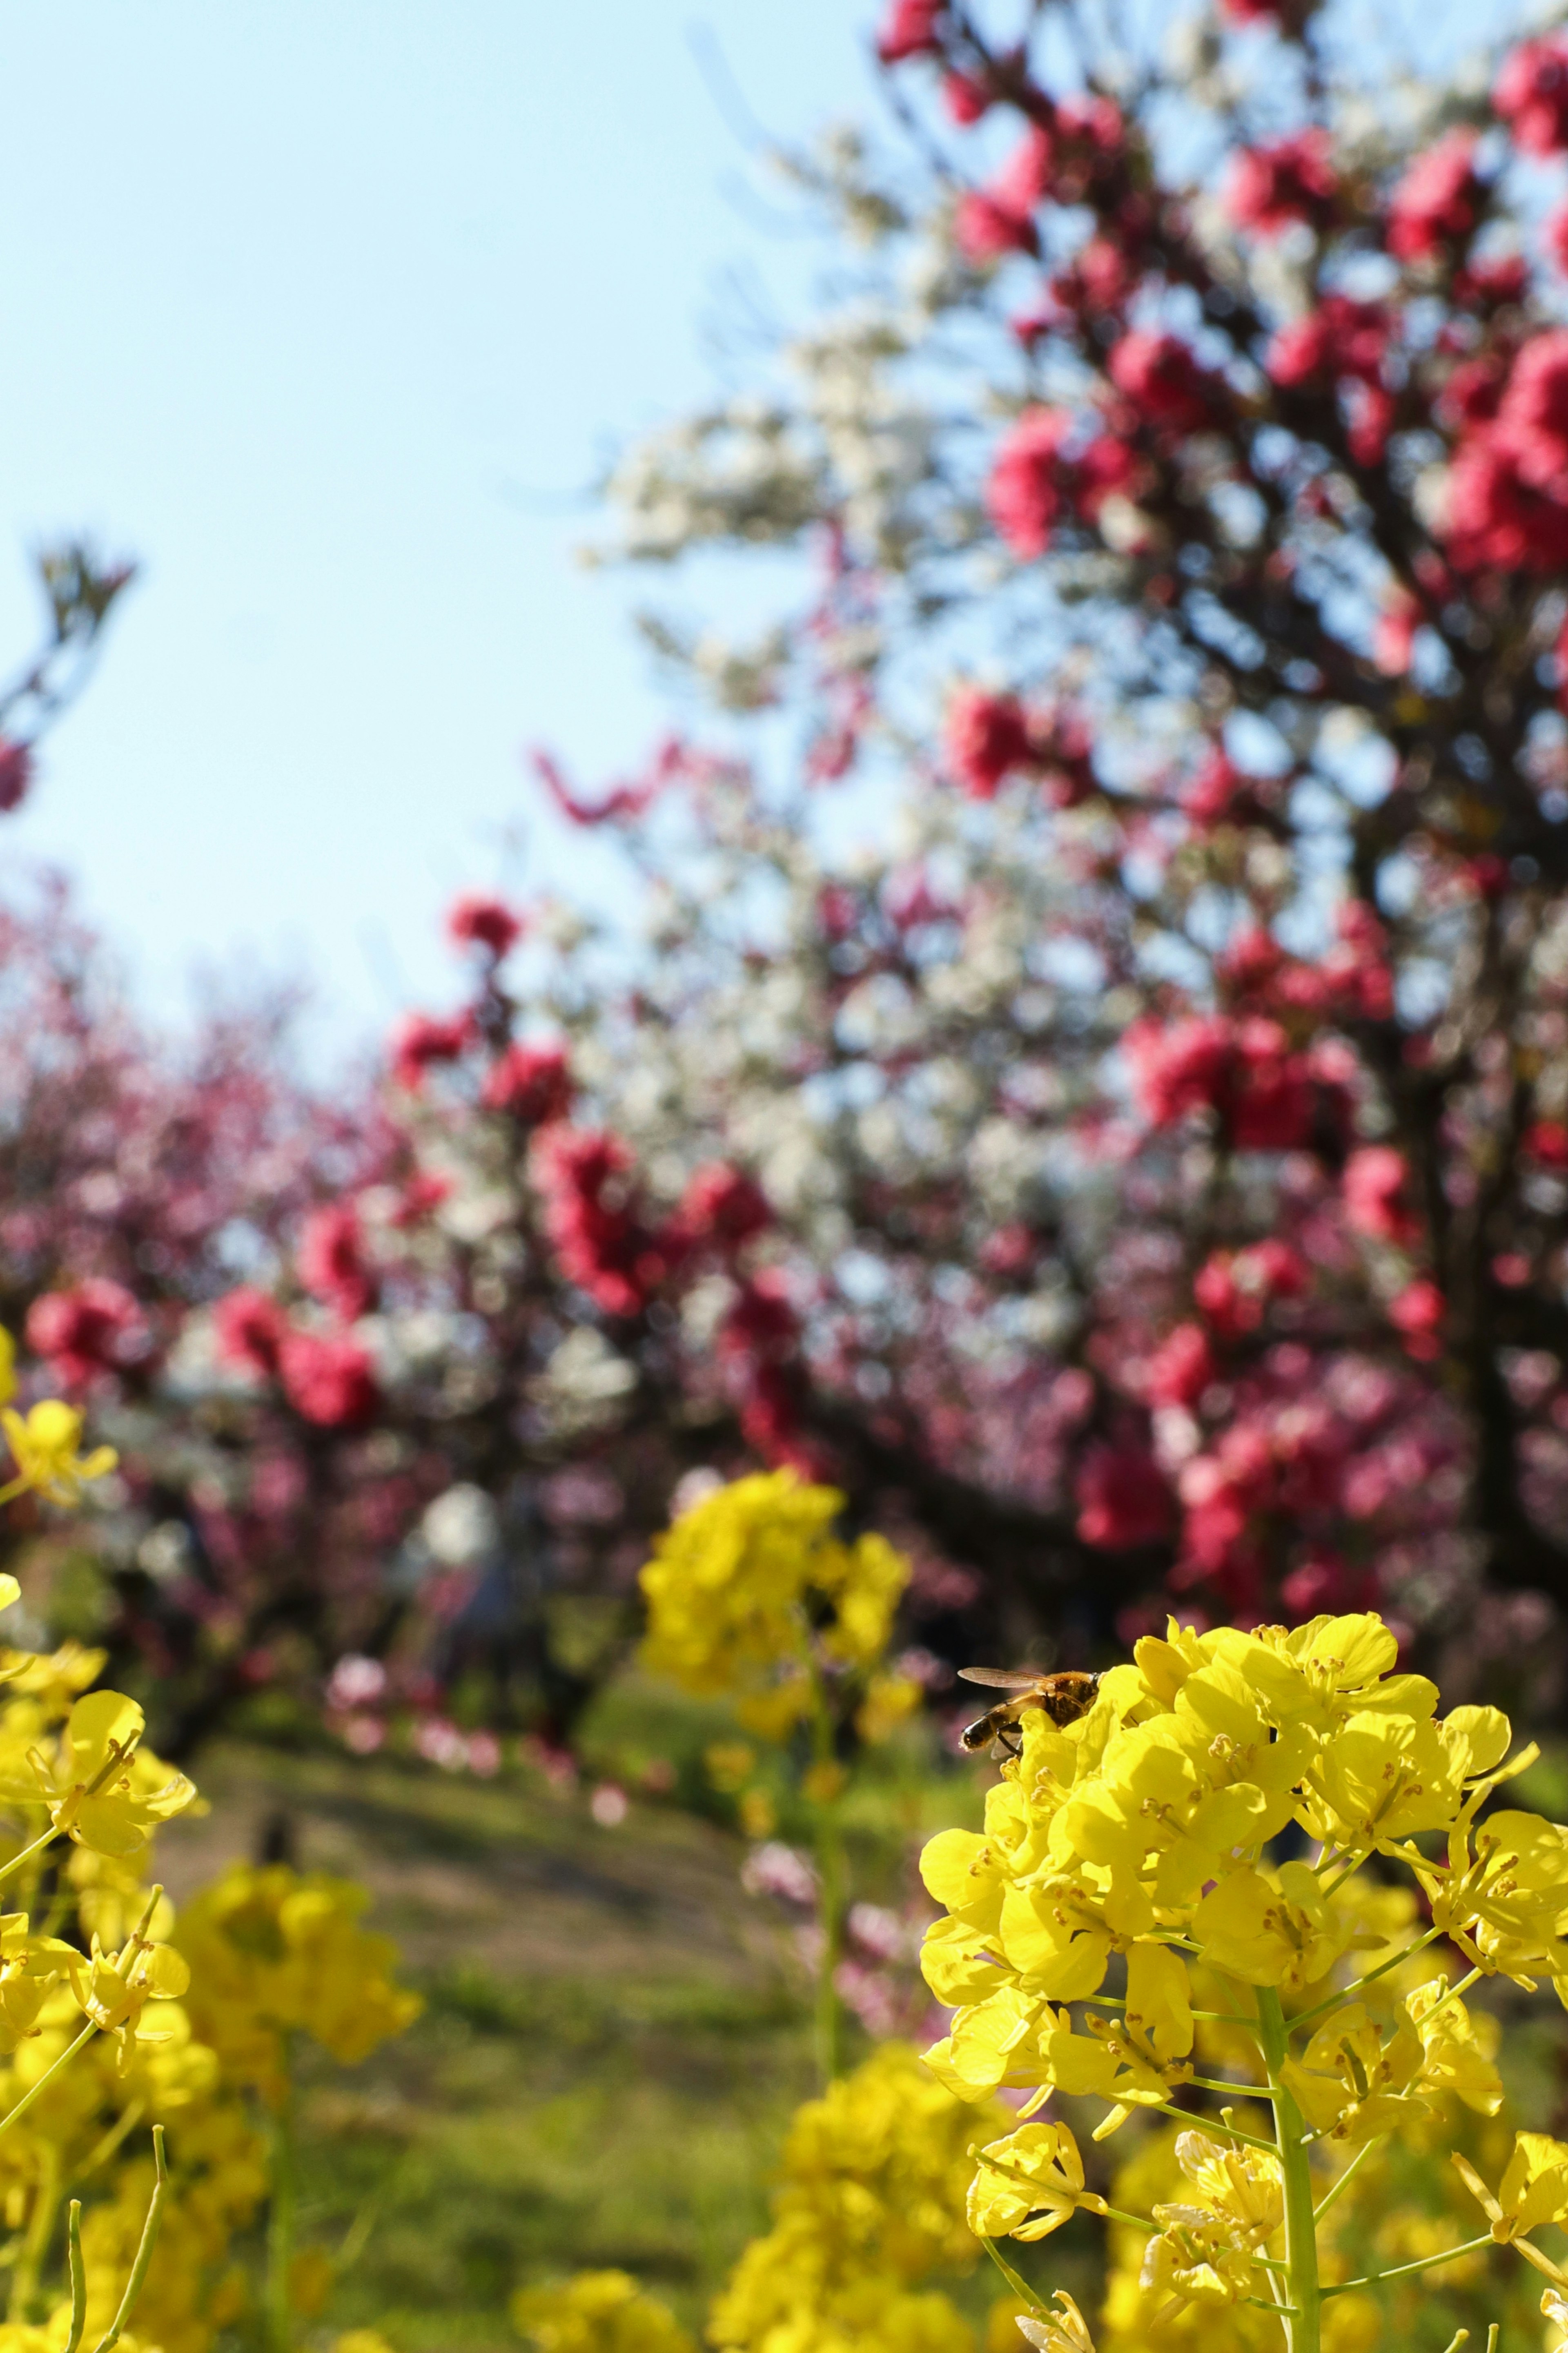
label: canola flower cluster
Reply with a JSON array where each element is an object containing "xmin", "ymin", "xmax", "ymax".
[
  {"xmin": 640, "ymin": 1472, "xmax": 918, "ymax": 1752},
  {"xmin": 514, "ymin": 2046, "xmax": 1017, "ymax": 2353},
  {"xmin": 919, "ymin": 1609, "xmax": 1568, "ymax": 2352},
  {"xmin": 0, "ymin": 1322, "xmax": 423, "ymax": 2353}
]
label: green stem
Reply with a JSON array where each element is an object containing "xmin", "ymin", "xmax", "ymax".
[
  {"xmin": 11, "ymin": 2141, "xmax": 58, "ymax": 2322},
  {"xmin": 63, "ymin": 2200, "xmax": 85, "ymax": 2353},
  {"xmin": 1321, "ymin": 2234, "xmax": 1494, "ymax": 2296},
  {"xmin": 1150, "ymin": 2101, "xmax": 1277, "ymax": 2153},
  {"xmin": 1313, "ymin": 2135, "xmax": 1381, "ymax": 2223},
  {"xmin": 805, "ymin": 1672, "xmax": 844, "ymax": 2086},
  {"xmin": 1258, "ymin": 1985, "xmax": 1319, "ymax": 2353},
  {"xmin": 979, "ymin": 2236, "xmax": 1039, "ymax": 2311},
  {"xmin": 90, "ymin": 2125, "xmax": 167, "ymax": 2353},
  {"xmin": 1290, "ymin": 1929, "xmax": 1443, "ymax": 2035},
  {"xmin": 0, "ymin": 2023, "xmax": 97, "ymax": 2141},
  {"xmin": 265, "ymin": 2037, "xmax": 297, "ymax": 2353}
]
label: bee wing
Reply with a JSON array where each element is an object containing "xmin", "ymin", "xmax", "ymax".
[{"xmin": 957, "ymin": 1667, "xmax": 1044, "ymax": 1690}]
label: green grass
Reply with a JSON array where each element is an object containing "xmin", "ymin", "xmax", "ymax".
[{"xmin": 156, "ymin": 1684, "xmax": 969, "ymax": 2353}]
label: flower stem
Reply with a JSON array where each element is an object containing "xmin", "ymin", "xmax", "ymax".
[
  {"xmin": 1313, "ymin": 2134, "xmax": 1380, "ymax": 2223},
  {"xmin": 1258, "ymin": 1985, "xmax": 1319, "ymax": 2353},
  {"xmin": 0, "ymin": 2021, "xmax": 97, "ymax": 2140},
  {"xmin": 1321, "ymin": 2234, "xmax": 1494, "ymax": 2296},
  {"xmin": 979, "ymin": 2236, "xmax": 1038, "ymax": 2311},
  {"xmin": 90, "ymin": 2125, "xmax": 167, "ymax": 2353},
  {"xmin": 265, "ymin": 2037, "xmax": 297, "ymax": 2353},
  {"xmin": 806, "ymin": 1668, "xmax": 845, "ymax": 2085}
]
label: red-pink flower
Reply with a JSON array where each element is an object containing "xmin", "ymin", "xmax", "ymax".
[
  {"xmin": 1225, "ymin": 131, "xmax": 1335, "ymax": 237},
  {"xmin": 1495, "ymin": 36, "xmax": 1568, "ymax": 157},
  {"xmin": 0, "ymin": 740, "xmax": 33, "ymax": 813},
  {"xmin": 944, "ymin": 688, "xmax": 1033, "ymax": 798},
  {"xmin": 1109, "ymin": 330, "xmax": 1220, "ymax": 435},
  {"xmin": 481, "ymin": 1041, "xmax": 573, "ymax": 1125},
  {"xmin": 1076, "ymin": 1443, "xmax": 1173, "ymax": 1549},
  {"xmin": 942, "ymin": 70, "xmax": 989, "ymax": 125},
  {"xmin": 298, "ymin": 1202, "xmax": 375, "ymax": 1322},
  {"xmin": 677, "ymin": 1163, "xmax": 772, "ymax": 1253},
  {"xmin": 1389, "ymin": 1277, "xmax": 1444, "ymax": 1361},
  {"xmin": 390, "ymin": 1011, "xmax": 473, "ymax": 1093},
  {"xmin": 278, "ymin": 1330, "xmax": 380, "ymax": 1428},
  {"xmin": 1144, "ymin": 1323, "xmax": 1215, "ymax": 1408},
  {"xmin": 1266, "ymin": 296, "xmax": 1388, "ymax": 389},
  {"xmin": 1193, "ymin": 1241, "xmax": 1307, "ymax": 1338},
  {"xmin": 214, "ymin": 1286, "xmax": 289, "ymax": 1378},
  {"xmin": 1385, "ymin": 130, "xmax": 1480, "ymax": 262},
  {"xmin": 27, "ymin": 1278, "xmax": 145, "ymax": 1388},
  {"xmin": 1343, "ymin": 1145, "xmax": 1419, "ymax": 1244},
  {"xmin": 955, "ymin": 128, "xmax": 1053, "ymax": 262},
  {"xmin": 535, "ymin": 1128, "xmax": 664, "ymax": 1318},
  {"xmin": 986, "ymin": 408, "xmax": 1136, "ymax": 558},
  {"xmin": 876, "ymin": 0, "xmax": 942, "ymax": 64},
  {"xmin": 448, "ymin": 894, "xmax": 523, "ymax": 960}
]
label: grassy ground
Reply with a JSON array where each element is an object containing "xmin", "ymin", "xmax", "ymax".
[{"xmin": 152, "ymin": 1700, "xmax": 941, "ymax": 2353}]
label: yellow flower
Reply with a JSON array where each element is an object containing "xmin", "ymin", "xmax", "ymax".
[
  {"xmin": 738, "ymin": 1789, "xmax": 776, "ymax": 1841},
  {"xmin": 513, "ymin": 2270, "xmax": 695, "ymax": 2353},
  {"xmin": 704, "ymin": 1742, "xmax": 756, "ymax": 1793},
  {"xmin": 1455, "ymin": 2130, "xmax": 1568, "ymax": 2244},
  {"xmin": 1015, "ymin": 2291, "xmax": 1096, "ymax": 2353},
  {"xmin": 965, "ymin": 2120, "xmax": 1108, "ymax": 2242},
  {"xmin": 67, "ymin": 1907, "xmax": 191, "ymax": 2058},
  {"xmin": 639, "ymin": 1472, "xmax": 909, "ymax": 1732},
  {"xmin": 0, "ymin": 1402, "xmax": 116, "ymax": 1504},
  {"xmin": 857, "ymin": 1671, "xmax": 923, "ymax": 1744},
  {"xmin": 27, "ymin": 1692, "xmax": 194, "ymax": 1858},
  {"xmin": 1192, "ymin": 1860, "xmax": 1353, "ymax": 1992},
  {"xmin": 0, "ymin": 1912, "xmax": 77, "ymax": 2052},
  {"xmin": 0, "ymin": 1327, "xmax": 16, "ymax": 1407},
  {"xmin": 176, "ymin": 1863, "xmax": 421, "ymax": 2101}
]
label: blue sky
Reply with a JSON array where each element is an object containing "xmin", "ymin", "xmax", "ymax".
[{"xmin": 0, "ymin": 2, "xmax": 878, "ymax": 1043}]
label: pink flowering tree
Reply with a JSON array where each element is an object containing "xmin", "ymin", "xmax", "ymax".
[{"xmin": 28, "ymin": 0, "xmax": 1568, "ymax": 1753}]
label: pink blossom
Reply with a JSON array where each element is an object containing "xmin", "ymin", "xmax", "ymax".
[
  {"xmin": 875, "ymin": 0, "xmax": 942, "ymax": 64},
  {"xmin": 278, "ymin": 1330, "xmax": 380, "ymax": 1427},
  {"xmin": 1110, "ymin": 330, "xmax": 1220, "ymax": 436},
  {"xmin": 942, "ymin": 71, "xmax": 990, "ymax": 125},
  {"xmin": 1266, "ymin": 296, "xmax": 1388, "ymax": 388},
  {"xmin": 1076, "ymin": 1442, "xmax": 1174, "ymax": 1548},
  {"xmin": 1225, "ymin": 132, "xmax": 1336, "ymax": 237},
  {"xmin": 535, "ymin": 1127, "xmax": 664, "ymax": 1318},
  {"xmin": 214, "ymin": 1286, "xmax": 288, "ymax": 1377},
  {"xmin": 27, "ymin": 1278, "xmax": 145, "ymax": 1387},
  {"xmin": 944, "ymin": 688, "xmax": 1032, "ymax": 797},
  {"xmin": 1343, "ymin": 1146, "xmax": 1418, "ymax": 1244},
  {"xmin": 986, "ymin": 408, "xmax": 1137, "ymax": 558},
  {"xmin": 0, "ymin": 740, "xmax": 33, "ymax": 813},
  {"xmin": 676, "ymin": 1163, "xmax": 772, "ymax": 1252},
  {"xmin": 481, "ymin": 1041, "xmax": 573, "ymax": 1124},
  {"xmin": 1495, "ymin": 36, "xmax": 1568, "ymax": 157},
  {"xmin": 1388, "ymin": 1278, "xmax": 1445, "ymax": 1361},
  {"xmin": 448, "ymin": 893, "xmax": 523, "ymax": 960},
  {"xmin": 1385, "ymin": 130, "xmax": 1479, "ymax": 262},
  {"xmin": 390, "ymin": 1010, "xmax": 473, "ymax": 1093},
  {"xmin": 298, "ymin": 1202, "xmax": 375, "ymax": 1322},
  {"xmin": 1145, "ymin": 1323, "xmax": 1215, "ymax": 1408},
  {"xmin": 955, "ymin": 129, "xmax": 1053, "ymax": 262}
]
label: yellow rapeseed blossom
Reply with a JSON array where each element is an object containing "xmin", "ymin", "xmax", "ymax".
[
  {"xmin": 915, "ymin": 1607, "xmax": 1568, "ymax": 2344},
  {"xmin": 706, "ymin": 2043, "xmax": 1003, "ymax": 2353},
  {"xmin": 20, "ymin": 1691, "xmax": 194, "ymax": 1858},
  {"xmin": 639, "ymin": 1472, "xmax": 909, "ymax": 1736},
  {"xmin": 512, "ymin": 2270, "xmax": 696, "ymax": 2353},
  {"xmin": 0, "ymin": 1400, "xmax": 116, "ymax": 1505},
  {"xmin": 176, "ymin": 1862, "xmax": 422, "ymax": 2103}
]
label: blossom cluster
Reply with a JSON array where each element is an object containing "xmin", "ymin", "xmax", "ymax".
[{"xmin": 921, "ymin": 1607, "xmax": 1568, "ymax": 2345}]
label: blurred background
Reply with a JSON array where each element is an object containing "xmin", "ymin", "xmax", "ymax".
[{"xmin": 8, "ymin": 0, "xmax": 1568, "ymax": 2344}]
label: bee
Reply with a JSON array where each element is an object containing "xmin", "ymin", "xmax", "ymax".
[{"xmin": 957, "ymin": 1666, "xmax": 1102, "ymax": 1759}]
